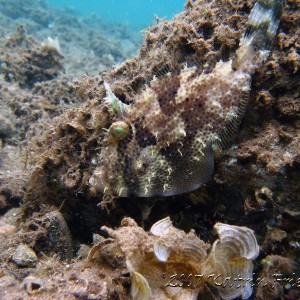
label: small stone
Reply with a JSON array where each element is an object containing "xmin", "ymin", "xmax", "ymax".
[
  {"xmin": 43, "ymin": 210, "xmax": 74, "ymax": 260},
  {"xmin": 0, "ymin": 113, "xmax": 13, "ymax": 139},
  {"xmin": 77, "ymin": 244, "xmax": 91, "ymax": 259},
  {"xmin": 0, "ymin": 221, "xmax": 15, "ymax": 236},
  {"xmin": 22, "ymin": 276, "xmax": 43, "ymax": 295},
  {"xmin": 12, "ymin": 244, "xmax": 37, "ymax": 267},
  {"xmin": 268, "ymin": 228, "xmax": 287, "ymax": 243}
]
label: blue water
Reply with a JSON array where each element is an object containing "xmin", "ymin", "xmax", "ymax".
[{"xmin": 47, "ymin": 0, "xmax": 185, "ymax": 31}]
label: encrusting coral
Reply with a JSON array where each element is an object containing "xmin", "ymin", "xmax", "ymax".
[{"xmin": 99, "ymin": 217, "xmax": 259, "ymax": 300}]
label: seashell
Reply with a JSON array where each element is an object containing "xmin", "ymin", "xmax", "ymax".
[
  {"xmin": 214, "ymin": 222, "xmax": 259, "ymax": 260},
  {"xmin": 150, "ymin": 216, "xmax": 173, "ymax": 237},
  {"xmin": 131, "ymin": 271, "xmax": 151, "ymax": 300},
  {"xmin": 203, "ymin": 223, "xmax": 259, "ymax": 300},
  {"xmin": 154, "ymin": 240, "xmax": 170, "ymax": 262},
  {"xmin": 22, "ymin": 276, "xmax": 43, "ymax": 295},
  {"xmin": 102, "ymin": 218, "xmax": 259, "ymax": 300},
  {"xmin": 150, "ymin": 217, "xmax": 209, "ymax": 266}
]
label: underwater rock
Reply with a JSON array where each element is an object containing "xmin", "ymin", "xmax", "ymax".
[
  {"xmin": 17, "ymin": 3, "xmax": 299, "ymax": 296},
  {"xmin": 101, "ymin": 217, "xmax": 259, "ymax": 300},
  {"xmin": 0, "ymin": 113, "xmax": 14, "ymax": 140},
  {"xmin": 0, "ymin": 26, "xmax": 63, "ymax": 88},
  {"xmin": 36, "ymin": 210, "xmax": 74, "ymax": 261},
  {"xmin": 12, "ymin": 244, "xmax": 38, "ymax": 267},
  {"xmin": 0, "ymin": 207, "xmax": 21, "ymax": 236},
  {"xmin": 0, "ymin": 221, "xmax": 15, "ymax": 236},
  {"xmin": 255, "ymin": 255, "xmax": 295, "ymax": 300}
]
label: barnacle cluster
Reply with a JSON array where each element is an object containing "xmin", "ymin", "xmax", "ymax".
[{"xmin": 101, "ymin": 217, "xmax": 259, "ymax": 300}]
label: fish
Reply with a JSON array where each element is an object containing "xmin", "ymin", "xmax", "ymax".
[{"xmin": 89, "ymin": 0, "xmax": 283, "ymax": 197}]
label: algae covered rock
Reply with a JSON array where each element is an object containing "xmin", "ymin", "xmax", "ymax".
[{"xmin": 0, "ymin": 26, "xmax": 63, "ymax": 88}]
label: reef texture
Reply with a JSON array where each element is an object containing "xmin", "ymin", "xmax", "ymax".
[
  {"xmin": 0, "ymin": 0, "xmax": 140, "ymax": 213},
  {"xmin": 0, "ymin": 26, "xmax": 83, "ymax": 216},
  {"xmin": 0, "ymin": 0, "xmax": 300, "ymax": 299},
  {"xmin": 99, "ymin": 217, "xmax": 258, "ymax": 300},
  {"xmin": 0, "ymin": 26, "xmax": 63, "ymax": 88},
  {"xmin": 0, "ymin": 0, "xmax": 141, "ymax": 76}
]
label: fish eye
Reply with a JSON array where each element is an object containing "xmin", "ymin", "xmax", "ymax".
[
  {"xmin": 114, "ymin": 127, "xmax": 125, "ymax": 135},
  {"xmin": 109, "ymin": 121, "xmax": 129, "ymax": 140}
]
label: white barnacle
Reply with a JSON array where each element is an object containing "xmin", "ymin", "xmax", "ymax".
[
  {"xmin": 41, "ymin": 36, "xmax": 61, "ymax": 53},
  {"xmin": 89, "ymin": 168, "xmax": 108, "ymax": 193},
  {"xmin": 178, "ymin": 128, "xmax": 186, "ymax": 137},
  {"xmin": 212, "ymin": 101, "xmax": 222, "ymax": 109}
]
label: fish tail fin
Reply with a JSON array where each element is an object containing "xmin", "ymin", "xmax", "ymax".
[
  {"xmin": 232, "ymin": 0, "xmax": 282, "ymax": 72},
  {"xmin": 242, "ymin": 0, "xmax": 283, "ymax": 50}
]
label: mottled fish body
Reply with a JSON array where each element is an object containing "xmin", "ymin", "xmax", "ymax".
[{"xmin": 89, "ymin": 0, "xmax": 283, "ymax": 197}]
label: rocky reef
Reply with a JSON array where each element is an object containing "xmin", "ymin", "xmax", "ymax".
[{"xmin": 0, "ymin": 0, "xmax": 299, "ymax": 299}]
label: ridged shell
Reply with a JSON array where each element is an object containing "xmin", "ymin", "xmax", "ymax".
[
  {"xmin": 102, "ymin": 218, "xmax": 259, "ymax": 300},
  {"xmin": 203, "ymin": 223, "xmax": 259, "ymax": 300},
  {"xmin": 154, "ymin": 240, "xmax": 170, "ymax": 262},
  {"xmin": 150, "ymin": 217, "xmax": 173, "ymax": 237},
  {"xmin": 131, "ymin": 271, "xmax": 151, "ymax": 300},
  {"xmin": 214, "ymin": 223, "xmax": 259, "ymax": 260},
  {"xmin": 150, "ymin": 217, "xmax": 209, "ymax": 264}
]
